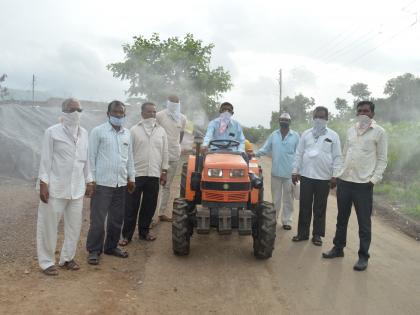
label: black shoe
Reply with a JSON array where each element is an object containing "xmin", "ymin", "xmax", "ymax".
[
  {"xmin": 353, "ymin": 258, "xmax": 368, "ymax": 271},
  {"xmin": 322, "ymin": 247, "xmax": 344, "ymax": 259},
  {"xmin": 104, "ymin": 247, "xmax": 129, "ymax": 258},
  {"xmin": 292, "ymin": 235, "xmax": 309, "ymax": 242},
  {"xmin": 87, "ymin": 251, "xmax": 100, "ymax": 265},
  {"xmin": 283, "ymin": 225, "xmax": 292, "ymax": 230},
  {"xmin": 312, "ymin": 235, "xmax": 322, "ymax": 246}
]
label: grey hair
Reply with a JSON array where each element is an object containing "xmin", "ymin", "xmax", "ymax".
[{"xmin": 62, "ymin": 98, "xmax": 79, "ymax": 111}]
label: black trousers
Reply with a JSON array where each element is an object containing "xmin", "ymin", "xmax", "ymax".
[
  {"xmin": 297, "ymin": 176, "xmax": 330, "ymax": 238},
  {"xmin": 333, "ymin": 180, "xmax": 373, "ymax": 259},
  {"xmin": 122, "ymin": 176, "xmax": 160, "ymax": 240},
  {"xmin": 86, "ymin": 185, "xmax": 126, "ymax": 254}
]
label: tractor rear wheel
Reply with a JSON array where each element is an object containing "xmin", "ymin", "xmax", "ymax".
[
  {"xmin": 172, "ymin": 198, "xmax": 191, "ymax": 256},
  {"xmin": 252, "ymin": 201, "xmax": 276, "ymax": 259}
]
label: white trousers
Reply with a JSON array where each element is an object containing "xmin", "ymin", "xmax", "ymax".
[
  {"xmin": 271, "ymin": 176, "xmax": 294, "ymax": 225},
  {"xmin": 158, "ymin": 160, "xmax": 179, "ymax": 216},
  {"xmin": 36, "ymin": 197, "xmax": 84, "ymax": 270}
]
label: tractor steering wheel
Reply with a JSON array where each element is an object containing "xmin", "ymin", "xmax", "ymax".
[{"xmin": 209, "ymin": 139, "xmax": 240, "ymax": 150}]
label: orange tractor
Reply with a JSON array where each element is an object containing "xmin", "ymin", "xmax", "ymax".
[{"xmin": 172, "ymin": 136, "xmax": 277, "ymax": 259}]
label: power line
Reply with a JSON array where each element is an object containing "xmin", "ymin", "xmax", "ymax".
[{"xmin": 346, "ymin": 19, "xmax": 418, "ymax": 66}]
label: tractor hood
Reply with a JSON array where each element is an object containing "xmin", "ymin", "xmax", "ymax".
[{"xmin": 204, "ymin": 153, "xmax": 247, "ymax": 169}]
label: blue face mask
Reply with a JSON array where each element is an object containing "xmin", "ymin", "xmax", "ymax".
[{"xmin": 109, "ymin": 115, "xmax": 125, "ymax": 127}]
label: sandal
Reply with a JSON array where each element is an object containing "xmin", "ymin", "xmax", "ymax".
[
  {"xmin": 118, "ymin": 238, "xmax": 130, "ymax": 247},
  {"xmin": 104, "ymin": 248, "xmax": 129, "ymax": 258},
  {"xmin": 292, "ymin": 235, "xmax": 309, "ymax": 242},
  {"xmin": 140, "ymin": 233, "xmax": 157, "ymax": 241},
  {"xmin": 87, "ymin": 251, "xmax": 100, "ymax": 265},
  {"xmin": 60, "ymin": 259, "xmax": 80, "ymax": 270},
  {"xmin": 43, "ymin": 265, "xmax": 58, "ymax": 276}
]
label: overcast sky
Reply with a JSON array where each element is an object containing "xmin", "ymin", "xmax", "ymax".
[{"xmin": 1, "ymin": 0, "xmax": 419, "ymax": 127}]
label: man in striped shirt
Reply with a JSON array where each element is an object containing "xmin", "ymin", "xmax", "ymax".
[{"xmin": 86, "ymin": 100, "xmax": 135, "ymax": 265}]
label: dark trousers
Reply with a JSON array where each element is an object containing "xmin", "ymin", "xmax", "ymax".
[
  {"xmin": 122, "ymin": 176, "xmax": 160, "ymax": 240},
  {"xmin": 86, "ymin": 185, "xmax": 126, "ymax": 254},
  {"xmin": 297, "ymin": 176, "xmax": 330, "ymax": 238},
  {"xmin": 333, "ymin": 180, "xmax": 373, "ymax": 259}
]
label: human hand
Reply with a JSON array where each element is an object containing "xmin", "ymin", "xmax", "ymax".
[
  {"xmin": 39, "ymin": 181, "xmax": 49, "ymax": 203},
  {"xmin": 85, "ymin": 182, "xmax": 96, "ymax": 197},
  {"xmin": 160, "ymin": 172, "xmax": 168, "ymax": 186},
  {"xmin": 330, "ymin": 177, "xmax": 337, "ymax": 189},
  {"xmin": 292, "ymin": 174, "xmax": 300, "ymax": 185},
  {"xmin": 127, "ymin": 181, "xmax": 136, "ymax": 194}
]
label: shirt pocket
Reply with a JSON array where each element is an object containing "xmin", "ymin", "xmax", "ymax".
[
  {"xmin": 120, "ymin": 141, "xmax": 129, "ymax": 159},
  {"xmin": 321, "ymin": 140, "xmax": 332, "ymax": 153}
]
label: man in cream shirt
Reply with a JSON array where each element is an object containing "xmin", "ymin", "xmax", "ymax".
[
  {"xmin": 156, "ymin": 95, "xmax": 186, "ymax": 222},
  {"xmin": 37, "ymin": 98, "xmax": 94, "ymax": 275},
  {"xmin": 323, "ymin": 101, "xmax": 387, "ymax": 271},
  {"xmin": 120, "ymin": 102, "xmax": 169, "ymax": 244}
]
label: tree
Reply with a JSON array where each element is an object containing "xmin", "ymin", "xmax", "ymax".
[
  {"xmin": 348, "ymin": 83, "xmax": 371, "ymax": 107},
  {"xmin": 0, "ymin": 74, "xmax": 8, "ymax": 99},
  {"xmin": 334, "ymin": 97, "xmax": 351, "ymax": 118},
  {"xmin": 107, "ymin": 33, "xmax": 232, "ymax": 118}
]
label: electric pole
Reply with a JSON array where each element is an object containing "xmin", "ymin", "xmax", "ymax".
[
  {"xmin": 32, "ymin": 74, "xmax": 35, "ymax": 106},
  {"xmin": 279, "ymin": 69, "xmax": 282, "ymax": 113}
]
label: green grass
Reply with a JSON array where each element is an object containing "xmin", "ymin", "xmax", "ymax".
[{"xmin": 375, "ymin": 181, "xmax": 420, "ymax": 218}]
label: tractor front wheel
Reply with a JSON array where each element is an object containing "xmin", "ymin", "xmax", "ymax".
[
  {"xmin": 172, "ymin": 198, "xmax": 191, "ymax": 256},
  {"xmin": 252, "ymin": 201, "xmax": 276, "ymax": 259}
]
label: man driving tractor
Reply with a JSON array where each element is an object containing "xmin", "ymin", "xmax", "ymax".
[{"xmin": 202, "ymin": 102, "xmax": 245, "ymax": 153}]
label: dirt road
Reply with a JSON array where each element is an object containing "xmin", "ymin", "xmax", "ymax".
[{"xmin": 0, "ymin": 157, "xmax": 419, "ymax": 315}]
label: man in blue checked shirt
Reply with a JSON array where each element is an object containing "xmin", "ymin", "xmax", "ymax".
[
  {"xmin": 254, "ymin": 113, "xmax": 300, "ymax": 230},
  {"xmin": 202, "ymin": 102, "xmax": 245, "ymax": 153},
  {"xmin": 86, "ymin": 100, "xmax": 136, "ymax": 265}
]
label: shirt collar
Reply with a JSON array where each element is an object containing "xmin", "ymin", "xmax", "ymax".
[{"xmin": 107, "ymin": 121, "xmax": 125, "ymax": 133}]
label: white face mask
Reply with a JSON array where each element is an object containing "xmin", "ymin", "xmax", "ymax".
[
  {"xmin": 62, "ymin": 112, "xmax": 81, "ymax": 127},
  {"xmin": 142, "ymin": 117, "xmax": 156, "ymax": 135},
  {"xmin": 357, "ymin": 115, "xmax": 372, "ymax": 129},
  {"xmin": 312, "ymin": 118, "xmax": 327, "ymax": 138}
]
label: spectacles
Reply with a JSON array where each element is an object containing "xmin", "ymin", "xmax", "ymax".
[{"xmin": 63, "ymin": 108, "xmax": 83, "ymax": 113}]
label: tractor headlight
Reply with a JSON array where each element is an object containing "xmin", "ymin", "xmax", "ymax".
[
  {"xmin": 229, "ymin": 169, "xmax": 245, "ymax": 178},
  {"xmin": 208, "ymin": 168, "xmax": 223, "ymax": 177}
]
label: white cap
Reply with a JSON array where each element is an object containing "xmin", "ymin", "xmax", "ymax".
[{"xmin": 279, "ymin": 112, "xmax": 291, "ymax": 120}]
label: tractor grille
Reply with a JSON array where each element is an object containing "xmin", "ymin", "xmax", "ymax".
[{"xmin": 202, "ymin": 191, "xmax": 248, "ymax": 202}]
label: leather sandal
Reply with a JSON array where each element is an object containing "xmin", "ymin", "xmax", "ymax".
[
  {"xmin": 60, "ymin": 259, "xmax": 80, "ymax": 270},
  {"xmin": 292, "ymin": 235, "xmax": 309, "ymax": 242},
  {"xmin": 140, "ymin": 233, "xmax": 157, "ymax": 241},
  {"xmin": 43, "ymin": 265, "xmax": 58, "ymax": 276}
]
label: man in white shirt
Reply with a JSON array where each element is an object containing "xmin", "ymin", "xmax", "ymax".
[
  {"xmin": 292, "ymin": 106, "xmax": 342, "ymax": 246},
  {"xmin": 37, "ymin": 98, "xmax": 94, "ymax": 276},
  {"xmin": 120, "ymin": 102, "xmax": 169, "ymax": 244},
  {"xmin": 156, "ymin": 95, "xmax": 186, "ymax": 222},
  {"xmin": 323, "ymin": 101, "xmax": 387, "ymax": 271}
]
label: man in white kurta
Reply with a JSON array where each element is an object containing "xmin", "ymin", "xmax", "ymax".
[
  {"xmin": 156, "ymin": 95, "xmax": 186, "ymax": 222},
  {"xmin": 37, "ymin": 98, "xmax": 93, "ymax": 275}
]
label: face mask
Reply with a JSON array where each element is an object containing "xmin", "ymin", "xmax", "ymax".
[
  {"xmin": 61, "ymin": 112, "xmax": 81, "ymax": 127},
  {"xmin": 109, "ymin": 115, "xmax": 125, "ymax": 127},
  {"xmin": 167, "ymin": 100, "xmax": 181, "ymax": 122},
  {"xmin": 357, "ymin": 115, "xmax": 372, "ymax": 129},
  {"xmin": 279, "ymin": 122, "xmax": 289, "ymax": 129},
  {"xmin": 142, "ymin": 117, "xmax": 156, "ymax": 126},
  {"xmin": 220, "ymin": 111, "xmax": 232, "ymax": 120},
  {"xmin": 312, "ymin": 118, "xmax": 327, "ymax": 138}
]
